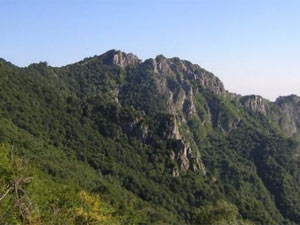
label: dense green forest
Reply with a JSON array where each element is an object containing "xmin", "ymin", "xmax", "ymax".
[{"xmin": 1, "ymin": 50, "xmax": 300, "ymax": 224}]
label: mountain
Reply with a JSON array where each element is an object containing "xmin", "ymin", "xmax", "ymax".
[{"xmin": 1, "ymin": 50, "xmax": 300, "ymax": 224}]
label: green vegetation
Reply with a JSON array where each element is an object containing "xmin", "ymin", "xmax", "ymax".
[
  {"xmin": 192, "ymin": 200, "xmax": 255, "ymax": 225},
  {"xmin": 0, "ymin": 143, "xmax": 122, "ymax": 224},
  {"xmin": 1, "ymin": 51, "xmax": 300, "ymax": 224}
]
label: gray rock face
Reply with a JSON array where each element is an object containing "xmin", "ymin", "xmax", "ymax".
[
  {"xmin": 78, "ymin": 50, "xmax": 141, "ymax": 68},
  {"xmin": 111, "ymin": 51, "xmax": 141, "ymax": 68},
  {"xmin": 97, "ymin": 50, "xmax": 226, "ymax": 99},
  {"xmin": 171, "ymin": 140, "xmax": 192, "ymax": 171},
  {"xmin": 151, "ymin": 56, "xmax": 172, "ymax": 74},
  {"xmin": 97, "ymin": 50, "xmax": 141, "ymax": 67},
  {"xmin": 147, "ymin": 55, "xmax": 226, "ymax": 97},
  {"xmin": 274, "ymin": 95, "xmax": 300, "ymax": 137},
  {"xmin": 169, "ymin": 119, "xmax": 181, "ymax": 139},
  {"xmin": 240, "ymin": 94, "xmax": 300, "ymax": 137},
  {"xmin": 240, "ymin": 95, "xmax": 267, "ymax": 115},
  {"xmin": 170, "ymin": 139, "xmax": 205, "ymax": 175}
]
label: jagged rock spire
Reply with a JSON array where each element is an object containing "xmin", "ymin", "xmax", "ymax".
[{"xmin": 99, "ymin": 50, "xmax": 141, "ymax": 67}]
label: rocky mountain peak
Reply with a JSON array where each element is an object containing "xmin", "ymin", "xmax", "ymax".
[
  {"xmin": 271, "ymin": 95, "xmax": 300, "ymax": 137},
  {"xmin": 98, "ymin": 50, "xmax": 141, "ymax": 67},
  {"xmin": 143, "ymin": 54, "xmax": 226, "ymax": 97},
  {"xmin": 240, "ymin": 95, "xmax": 267, "ymax": 115}
]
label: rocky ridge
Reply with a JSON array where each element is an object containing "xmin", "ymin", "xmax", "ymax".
[{"xmin": 98, "ymin": 50, "xmax": 300, "ymax": 175}]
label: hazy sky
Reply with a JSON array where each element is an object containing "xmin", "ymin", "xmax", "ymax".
[{"xmin": 1, "ymin": 0, "xmax": 300, "ymax": 101}]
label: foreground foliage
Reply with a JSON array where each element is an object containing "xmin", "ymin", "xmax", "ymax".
[{"xmin": 0, "ymin": 144, "xmax": 123, "ymax": 225}]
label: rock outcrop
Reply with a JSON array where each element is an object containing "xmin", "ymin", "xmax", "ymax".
[
  {"xmin": 274, "ymin": 95, "xmax": 300, "ymax": 137},
  {"xmin": 170, "ymin": 139, "xmax": 205, "ymax": 175},
  {"xmin": 111, "ymin": 51, "xmax": 141, "ymax": 68},
  {"xmin": 99, "ymin": 50, "xmax": 141, "ymax": 67},
  {"xmin": 147, "ymin": 55, "xmax": 226, "ymax": 97},
  {"xmin": 240, "ymin": 95, "xmax": 267, "ymax": 115}
]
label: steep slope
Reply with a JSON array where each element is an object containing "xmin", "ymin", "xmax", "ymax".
[{"xmin": 1, "ymin": 50, "xmax": 300, "ymax": 224}]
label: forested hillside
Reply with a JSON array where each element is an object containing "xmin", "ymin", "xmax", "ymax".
[{"xmin": 1, "ymin": 50, "xmax": 300, "ymax": 225}]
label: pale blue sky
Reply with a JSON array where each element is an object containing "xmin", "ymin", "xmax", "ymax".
[{"xmin": 1, "ymin": 0, "xmax": 300, "ymax": 100}]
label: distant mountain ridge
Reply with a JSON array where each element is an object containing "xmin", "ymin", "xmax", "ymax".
[{"xmin": 79, "ymin": 50, "xmax": 300, "ymax": 138}]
